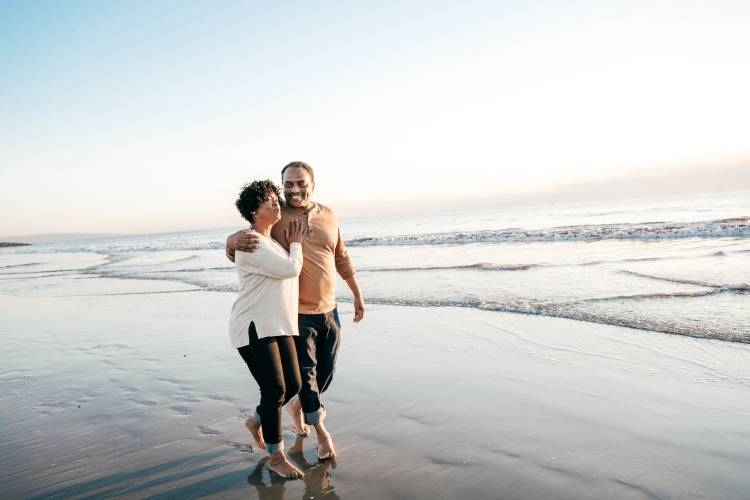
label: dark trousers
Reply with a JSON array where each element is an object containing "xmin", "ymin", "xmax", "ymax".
[
  {"xmin": 238, "ymin": 322, "xmax": 302, "ymax": 447},
  {"xmin": 296, "ymin": 308, "xmax": 341, "ymax": 424}
]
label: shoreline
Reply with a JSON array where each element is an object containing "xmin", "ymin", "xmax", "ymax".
[{"xmin": 2, "ymin": 286, "xmax": 750, "ymax": 499}]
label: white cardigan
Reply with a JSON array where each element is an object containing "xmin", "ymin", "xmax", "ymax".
[{"xmin": 228, "ymin": 236, "xmax": 303, "ymax": 348}]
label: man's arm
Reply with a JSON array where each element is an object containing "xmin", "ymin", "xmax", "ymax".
[
  {"xmin": 334, "ymin": 227, "xmax": 364, "ymax": 322},
  {"xmin": 226, "ymin": 229, "xmax": 261, "ymax": 263}
]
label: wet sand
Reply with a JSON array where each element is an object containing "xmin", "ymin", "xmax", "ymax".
[{"xmin": 2, "ymin": 280, "xmax": 750, "ymax": 499}]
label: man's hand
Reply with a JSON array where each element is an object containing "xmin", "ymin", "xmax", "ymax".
[
  {"xmin": 353, "ymin": 295, "xmax": 365, "ymax": 323},
  {"xmin": 343, "ymin": 275, "xmax": 365, "ymax": 323},
  {"xmin": 226, "ymin": 230, "xmax": 261, "ymax": 262}
]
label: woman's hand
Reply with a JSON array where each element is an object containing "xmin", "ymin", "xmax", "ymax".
[{"xmin": 285, "ymin": 219, "xmax": 306, "ymax": 245}]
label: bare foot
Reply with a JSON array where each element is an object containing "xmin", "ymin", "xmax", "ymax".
[
  {"xmin": 315, "ymin": 424, "xmax": 336, "ymax": 460},
  {"xmin": 284, "ymin": 396, "xmax": 310, "ymax": 437},
  {"xmin": 244, "ymin": 416, "xmax": 265, "ymax": 450},
  {"xmin": 288, "ymin": 435, "xmax": 308, "ymax": 463},
  {"xmin": 268, "ymin": 452, "xmax": 304, "ymax": 479}
]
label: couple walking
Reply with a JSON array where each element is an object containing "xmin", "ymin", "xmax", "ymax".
[{"xmin": 226, "ymin": 161, "xmax": 365, "ymax": 479}]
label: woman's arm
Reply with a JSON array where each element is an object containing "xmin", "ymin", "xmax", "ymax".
[{"xmin": 237, "ymin": 241, "xmax": 303, "ymax": 279}]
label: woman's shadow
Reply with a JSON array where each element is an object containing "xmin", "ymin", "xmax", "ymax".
[{"xmin": 247, "ymin": 436, "xmax": 340, "ymax": 500}]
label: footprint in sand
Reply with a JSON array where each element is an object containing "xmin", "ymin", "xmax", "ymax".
[
  {"xmin": 171, "ymin": 405, "xmax": 193, "ymax": 415},
  {"xmin": 133, "ymin": 399, "xmax": 158, "ymax": 406},
  {"xmin": 427, "ymin": 455, "xmax": 478, "ymax": 466},
  {"xmin": 225, "ymin": 441, "xmax": 254, "ymax": 453},
  {"xmin": 206, "ymin": 394, "xmax": 237, "ymax": 402},
  {"xmin": 198, "ymin": 425, "xmax": 222, "ymax": 435}
]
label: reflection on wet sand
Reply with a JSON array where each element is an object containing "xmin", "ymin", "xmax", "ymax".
[{"xmin": 247, "ymin": 436, "xmax": 340, "ymax": 500}]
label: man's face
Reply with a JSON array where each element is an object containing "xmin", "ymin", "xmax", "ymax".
[{"xmin": 282, "ymin": 167, "xmax": 314, "ymax": 208}]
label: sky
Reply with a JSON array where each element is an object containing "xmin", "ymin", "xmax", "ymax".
[{"xmin": 1, "ymin": 0, "xmax": 749, "ymax": 235}]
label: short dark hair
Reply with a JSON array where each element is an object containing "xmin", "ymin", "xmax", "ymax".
[
  {"xmin": 281, "ymin": 161, "xmax": 315, "ymax": 184},
  {"xmin": 235, "ymin": 179, "xmax": 281, "ymax": 223}
]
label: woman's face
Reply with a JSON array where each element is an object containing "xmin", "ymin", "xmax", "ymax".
[{"xmin": 255, "ymin": 191, "xmax": 282, "ymax": 225}]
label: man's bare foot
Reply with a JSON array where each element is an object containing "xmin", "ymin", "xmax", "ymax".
[
  {"xmin": 244, "ymin": 416, "xmax": 265, "ymax": 450},
  {"xmin": 315, "ymin": 424, "xmax": 336, "ymax": 460},
  {"xmin": 284, "ymin": 396, "xmax": 310, "ymax": 436},
  {"xmin": 268, "ymin": 451, "xmax": 304, "ymax": 479}
]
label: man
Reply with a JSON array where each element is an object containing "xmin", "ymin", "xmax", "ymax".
[{"xmin": 226, "ymin": 161, "xmax": 365, "ymax": 460}]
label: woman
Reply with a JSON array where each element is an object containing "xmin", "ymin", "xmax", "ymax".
[{"xmin": 229, "ymin": 179, "xmax": 306, "ymax": 479}]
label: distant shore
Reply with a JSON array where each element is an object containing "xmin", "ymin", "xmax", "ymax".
[{"xmin": 0, "ymin": 242, "xmax": 30, "ymax": 247}]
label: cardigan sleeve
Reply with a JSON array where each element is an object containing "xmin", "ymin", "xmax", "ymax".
[{"xmin": 236, "ymin": 241, "xmax": 303, "ymax": 280}]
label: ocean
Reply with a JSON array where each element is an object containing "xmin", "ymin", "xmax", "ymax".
[{"xmin": 2, "ymin": 190, "xmax": 749, "ymax": 343}]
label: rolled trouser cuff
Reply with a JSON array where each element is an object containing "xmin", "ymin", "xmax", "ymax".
[
  {"xmin": 265, "ymin": 440, "xmax": 284, "ymax": 454},
  {"xmin": 304, "ymin": 409, "xmax": 322, "ymax": 425}
]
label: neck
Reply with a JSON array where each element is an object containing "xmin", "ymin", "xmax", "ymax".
[
  {"xmin": 251, "ymin": 221, "xmax": 272, "ymax": 237},
  {"xmin": 291, "ymin": 201, "xmax": 313, "ymax": 211}
]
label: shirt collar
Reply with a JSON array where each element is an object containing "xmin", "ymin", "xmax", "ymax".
[{"xmin": 283, "ymin": 201, "xmax": 318, "ymax": 215}]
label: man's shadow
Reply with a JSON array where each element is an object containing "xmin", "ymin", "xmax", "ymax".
[{"xmin": 247, "ymin": 436, "xmax": 340, "ymax": 500}]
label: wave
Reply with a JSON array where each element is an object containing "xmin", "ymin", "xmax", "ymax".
[
  {"xmin": 82, "ymin": 265, "xmax": 239, "ymax": 293},
  {"xmin": 359, "ymin": 262, "xmax": 536, "ymax": 272},
  {"xmin": 0, "ymin": 263, "xmax": 40, "ymax": 269},
  {"xmin": 340, "ymin": 295, "xmax": 748, "ymax": 343},
  {"xmin": 11, "ymin": 242, "xmax": 226, "ymax": 255},
  {"xmin": 358, "ymin": 248, "xmax": 742, "ymax": 273},
  {"xmin": 7, "ymin": 217, "xmax": 749, "ymax": 255},
  {"xmin": 45, "ymin": 257, "xmax": 749, "ymax": 343},
  {"xmin": 148, "ymin": 266, "xmax": 234, "ymax": 273},
  {"xmin": 0, "ymin": 268, "xmax": 77, "ymax": 276},
  {"xmin": 576, "ymin": 290, "xmax": 725, "ymax": 301},
  {"xmin": 619, "ymin": 270, "xmax": 750, "ymax": 291},
  {"xmin": 170, "ymin": 254, "xmax": 201, "ymax": 264},
  {"xmin": 347, "ymin": 217, "xmax": 750, "ymax": 247}
]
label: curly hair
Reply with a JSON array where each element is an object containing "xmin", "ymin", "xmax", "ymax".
[{"xmin": 235, "ymin": 179, "xmax": 282, "ymax": 223}]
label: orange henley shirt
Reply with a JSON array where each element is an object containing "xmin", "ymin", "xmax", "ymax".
[{"xmin": 269, "ymin": 202, "xmax": 356, "ymax": 315}]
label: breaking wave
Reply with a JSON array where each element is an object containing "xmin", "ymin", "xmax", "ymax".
[{"xmin": 347, "ymin": 217, "xmax": 750, "ymax": 247}]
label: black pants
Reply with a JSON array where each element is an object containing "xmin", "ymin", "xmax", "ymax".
[
  {"xmin": 238, "ymin": 322, "xmax": 302, "ymax": 447},
  {"xmin": 296, "ymin": 308, "xmax": 341, "ymax": 424}
]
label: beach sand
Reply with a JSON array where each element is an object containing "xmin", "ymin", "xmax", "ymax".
[{"xmin": 2, "ymin": 281, "xmax": 750, "ymax": 499}]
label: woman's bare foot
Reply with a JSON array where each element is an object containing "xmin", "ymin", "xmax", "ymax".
[
  {"xmin": 284, "ymin": 396, "xmax": 310, "ymax": 436},
  {"xmin": 244, "ymin": 416, "xmax": 265, "ymax": 450},
  {"xmin": 314, "ymin": 423, "xmax": 336, "ymax": 460},
  {"xmin": 268, "ymin": 451, "xmax": 304, "ymax": 479}
]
